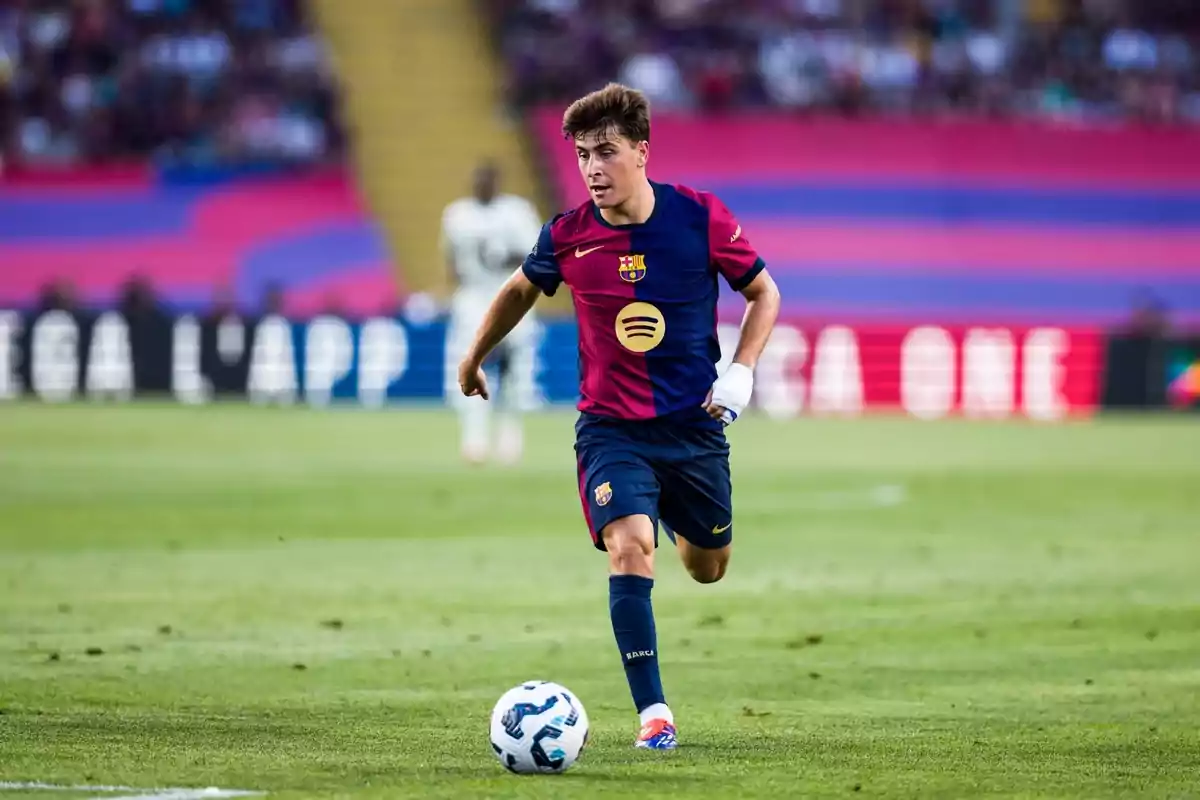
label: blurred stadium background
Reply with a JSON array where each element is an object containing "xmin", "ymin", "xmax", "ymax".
[
  {"xmin": 2, "ymin": 2, "xmax": 1200, "ymax": 798},
  {"xmin": 1, "ymin": 0, "xmax": 1198, "ymax": 412}
]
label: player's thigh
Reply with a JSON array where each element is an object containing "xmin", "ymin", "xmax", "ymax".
[
  {"xmin": 575, "ymin": 441, "xmax": 661, "ymax": 555},
  {"xmin": 446, "ymin": 295, "xmax": 498, "ymax": 403},
  {"xmin": 657, "ymin": 449, "xmax": 734, "ymax": 552},
  {"xmin": 498, "ymin": 315, "xmax": 536, "ymax": 380},
  {"xmin": 505, "ymin": 313, "xmax": 540, "ymax": 350},
  {"xmin": 445, "ymin": 334, "xmax": 485, "ymax": 408},
  {"xmin": 495, "ymin": 317, "xmax": 543, "ymax": 412},
  {"xmin": 447, "ymin": 291, "xmax": 489, "ymax": 351},
  {"xmin": 444, "ymin": 301, "xmax": 478, "ymax": 382}
]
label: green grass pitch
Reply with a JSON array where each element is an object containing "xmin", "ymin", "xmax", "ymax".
[{"xmin": 1, "ymin": 404, "xmax": 1198, "ymax": 799}]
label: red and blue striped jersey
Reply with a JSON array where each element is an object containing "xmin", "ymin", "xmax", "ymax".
[{"xmin": 521, "ymin": 181, "xmax": 765, "ymax": 423}]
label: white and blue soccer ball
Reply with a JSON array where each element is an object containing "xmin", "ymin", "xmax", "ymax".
[{"xmin": 489, "ymin": 680, "xmax": 590, "ymax": 774}]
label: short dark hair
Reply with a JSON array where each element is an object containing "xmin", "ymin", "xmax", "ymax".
[{"xmin": 561, "ymin": 83, "xmax": 650, "ymax": 144}]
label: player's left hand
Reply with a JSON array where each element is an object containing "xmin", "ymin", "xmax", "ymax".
[{"xmin": 704, "ymin": 362, "xmax": 754, "ymax": 425}]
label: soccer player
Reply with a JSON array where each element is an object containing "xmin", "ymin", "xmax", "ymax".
[
  {"xmin": 457, "ymin": 84, "xmax": 781, "ymax": 749},
  {"xmin": 441, "ymin": 161, "xmax": 544, "ymax": 465}
]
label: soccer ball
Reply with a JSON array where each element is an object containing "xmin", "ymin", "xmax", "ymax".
[{"xmin": 489, "ymin": 680, "xmax": 589, "ymax": 774}]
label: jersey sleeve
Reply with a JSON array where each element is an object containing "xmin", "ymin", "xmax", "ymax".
[
  {"xmin": 707, "ymin": 194, "xmax": 766, "ymax": 291},
  {"xmin": 520, "ymin": 221, "xmax": 562, "ymax": 297}
]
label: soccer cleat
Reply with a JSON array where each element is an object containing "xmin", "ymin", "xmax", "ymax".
[{"xmin": 635, "ymin": 718, "xmax": 677, "ymax": 750}]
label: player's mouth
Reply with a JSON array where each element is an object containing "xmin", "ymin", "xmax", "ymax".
[{"xmin": 589, "ymin": 185, "xmax": 611, "ymax": 200}]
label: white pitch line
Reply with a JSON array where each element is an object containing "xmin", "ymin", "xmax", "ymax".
[{"xmin": 0, "ymin": 781, "xmax": 263, "ymax": 800}]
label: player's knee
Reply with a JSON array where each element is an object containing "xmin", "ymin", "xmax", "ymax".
[
  {"xmin": 602, "ymin": 518, "xmax": 654, "ymax": 577},
  {"xmin": 607, "ymin": 537, "xmax": 653, "ymax": 576}
]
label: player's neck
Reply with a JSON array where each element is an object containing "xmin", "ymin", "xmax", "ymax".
[{"xmin": 600, "ymin": 179, "xmax": 655, "ymax": 227}]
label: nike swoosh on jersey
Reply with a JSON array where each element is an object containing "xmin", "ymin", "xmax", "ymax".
[
  {"xmin": 575, "ymin": 245, "xmax": 604, "ymax": 257},
  {"xmin": 712, "ymin": 523, "xmax": 732, "ymax": 534}
]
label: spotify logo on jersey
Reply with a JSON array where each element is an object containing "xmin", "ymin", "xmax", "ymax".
[{"xmin": 615, "ymin": 302, "xmax": 665, "ymax": 353}]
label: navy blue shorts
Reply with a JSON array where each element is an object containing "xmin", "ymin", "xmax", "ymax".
[{"xmin": 574, "ymin": 412, "xmax": 733, "ymax": 552}]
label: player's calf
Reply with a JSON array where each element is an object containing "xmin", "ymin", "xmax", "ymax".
[
  {"xmin": 601, "ymin": 515, "xmax": 674, "ymax": 747},
  {"xmin": 494, "ymin": 413, "xmax": 524, "ymax": 466},
  {"xmin": 664, "ymin": 527, "xmax": 730, "ymax": 584}
]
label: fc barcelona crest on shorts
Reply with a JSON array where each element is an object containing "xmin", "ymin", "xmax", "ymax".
[
  {"xmin": 594, "ymin": 481, "xmax": 613, "ymax": 506},
  {"xmin": 618, "ymin": 254, "xmax": 647, "ymax": 283}
]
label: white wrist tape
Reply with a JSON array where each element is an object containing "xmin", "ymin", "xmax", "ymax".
[{"xmin": 710, "ymin": 362, "xmax": 754, "ymax": 425}]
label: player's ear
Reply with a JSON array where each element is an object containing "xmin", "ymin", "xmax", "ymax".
[{"xmin": 635, "ymin": 140, "xmax": 648, "ymax": 169}]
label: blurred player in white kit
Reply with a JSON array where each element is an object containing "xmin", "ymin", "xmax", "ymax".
[{"xmin": 441, "ymin": 162, "xmax": 544, "ymax": 464}]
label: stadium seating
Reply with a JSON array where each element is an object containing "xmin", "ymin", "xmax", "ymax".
[
  {"xmin": 0, "ymin": 0, "xmax": 396, "ymax": 315},
  {"xmin": 491, "ymin": 0, "xmax": 1200, "ymax": 125},
  {"xmin": 3, "ymin": 0, "xmax": 1199, "ymax": 326},
  {"xmin": 0, "ymin": 164, "xmax": 396, "ymax": 316},
  {"xmin": 306, "ymin": 0, "xmax": 546, "ymax": 300}
]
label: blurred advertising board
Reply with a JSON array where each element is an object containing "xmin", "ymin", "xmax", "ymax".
[{"xmin": 0, "ymin": 308, "xmax": 1115, "ymax": 419}]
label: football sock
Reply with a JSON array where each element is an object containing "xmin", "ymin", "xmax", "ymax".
[
  {"xmin": 609, "ymin": 575, "xmax": 666, "ymax": 714},
  {"xmin": 495, "ymin": 412, "xmax": 524, "ymax": 464},
  {"xmin": 639, "ymin": 702, "xmax": 674, "ymax": 726},
  {"xmin": 459, "ymin": 399, "xmax": 490, "ymax": 462}
]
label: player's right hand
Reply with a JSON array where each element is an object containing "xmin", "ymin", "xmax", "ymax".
[
  {"xmin": 458, "ymin": 360, "xmax": 490, "ymax": 400},
  {"xmin": 706, "ymin": 362, "xmax": 754, "ymax": 425}
]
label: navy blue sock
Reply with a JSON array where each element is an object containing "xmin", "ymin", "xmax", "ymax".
[{"xmin": 609, "ymin": 575, "xmax": 665, "ymax": 712}]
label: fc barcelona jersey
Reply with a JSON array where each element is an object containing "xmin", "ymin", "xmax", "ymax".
[{"xmin": 521, "ymin": 181, "xmax": 765, "ymax": 423}]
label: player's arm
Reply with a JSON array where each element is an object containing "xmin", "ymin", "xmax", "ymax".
[
  {"xmin": 439, "ymin": 206, "xmax": 461, "ymax": 294},
  {"xmin": 458, "ymin": 221, "xmax": 561, "ymax": 399},
  {"xmin": 704, "ymin": 195, "xmax": 781, "ymax": 423},
  {"xmin": 460, "ymin": 269, "xmax": 540, "ymax": 373},
  {"xmin": 727, "ymin": 269, "xmax": 780, "ymax": 370}
]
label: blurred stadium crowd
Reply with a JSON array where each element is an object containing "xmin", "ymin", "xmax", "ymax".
[
  {"xmin": 0, "ymin": 0, "xmax": 344, "ymax": 167},
  {"xmin": 489, "ymin": 0, "xmax": 1200, "ymax": 123},
  {"xmin": 3, "ymin": 0, "xmax": 1199, "ymax": 169}
]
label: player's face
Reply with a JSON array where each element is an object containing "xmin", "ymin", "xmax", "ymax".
[
  {"xmin": 473, "ymin": 164, "xmax": 499, "ymax": 203},
  {"xmin": 575, "ymin": 131, "xmax": 647, "ymax": 209}
]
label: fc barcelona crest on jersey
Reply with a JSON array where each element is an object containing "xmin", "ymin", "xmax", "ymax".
[
  {"xmin": 594, "ymin": 481, "xmax": 613, "ymax": 506},
  {"xmin": 618, "ymin": 254, "xmax": 647, "ymax": 283}
]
